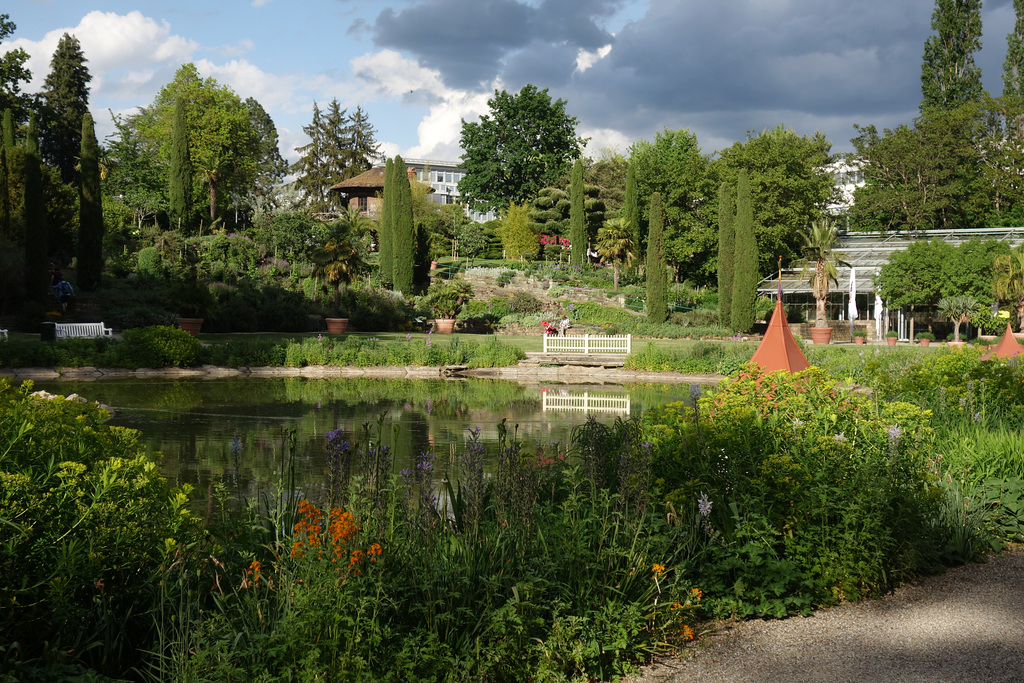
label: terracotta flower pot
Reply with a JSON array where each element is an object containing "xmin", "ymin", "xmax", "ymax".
[
  {"xmin": 809, "ymin": 327, "xmax": 833, "ymax": 345},
  {"xmin": 177, "ymin": 317, "xmax": 203, "ymax": 337},
  {"xmin": 434, "ymin": 318, "xmax": 456, "ymax": 334},
  {"xmin": 853, "ymin": 336, "xmax": 866, "ymax": 345},
  {"xmin": 918, "ymin": 338, "xmax": 931, "ymax": 347},
  {"xmin": 886, "ymin": 336, "xmax": 897, "ymax": 346},
  {"xmin": 325, "ymin": 318, "xmax": 348, "ymax": 334}
]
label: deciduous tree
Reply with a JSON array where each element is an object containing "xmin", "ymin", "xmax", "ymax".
[
  {"xmin": 1006, "ymin": 0, "xmax": 1024, "ymax": 98},
  {"xmin": 499, "ymin": 200, "xmax": 537, "ymax": 261},
  {"xmin": 169, "ymin": 97, "xmax": 192, "ymax": 231},
  {"xmin": 459, "ymin": 84, "xmax": 585, "ymax": 213},
  {"xmin": 921, "ymin": 0, "xmax": 984, "ymax": 110},
  {"xmin": 0, "ymin": 15, "xmax": 31, "ymax": 124}
]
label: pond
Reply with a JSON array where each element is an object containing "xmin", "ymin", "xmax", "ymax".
[{"xmin": 35, "ymin": 377, "xmax": 692, "ymax": 509}]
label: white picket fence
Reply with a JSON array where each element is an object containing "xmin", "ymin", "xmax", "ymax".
[
  {"xmin": 542, "ymin": 334, "xmax": 631, "ymax": 354},
  {"xmin": 541, "ymin": 391, "xmax": 631, "ymax": 414}
]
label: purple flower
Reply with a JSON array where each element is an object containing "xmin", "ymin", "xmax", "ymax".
[{"xmin": 698, "ymin": 492, "xmax": 712, "ymax": 517}]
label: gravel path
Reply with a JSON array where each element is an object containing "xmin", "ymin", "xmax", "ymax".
[{"xmin": 629, "ymin": 546, "xmax": 1024, "ymax": 682}]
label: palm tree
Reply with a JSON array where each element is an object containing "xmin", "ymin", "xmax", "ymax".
[
  {"xmin": 796, "ymin": 219, "xmax": 850, "ymax": 328},
  {"xmin": 312, "ymin": 206, "xmax": 370, "ymax": 314},
  {"xmin": 595, "ymin": 217, "xmax": 637, "ymax": 291},
  {"xmin": 993, "ymin": 246, "xmax": 1024, "ymax": 331},
  {"xmin": 937, "ymin": 295, "xmax": 981, "ymax": 342}
]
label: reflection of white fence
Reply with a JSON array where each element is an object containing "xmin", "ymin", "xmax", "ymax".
[
  {"xmin": 542, "ymin": 391, "xmax": 631, "ymax": 414},
  {"xmin": 543, "ymin": 334, "xmax": 631, "ymax": 354}
]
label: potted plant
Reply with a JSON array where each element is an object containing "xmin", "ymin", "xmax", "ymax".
[
  {"xmin": 796, "ymin": 219, "xmax": 850, "ymax": 345},
  {"xmin": 937, "ymin": 294, "xmax": 981, "ymax": 346},
  {"xmin": 852, "ymin": 328, "xmax": 867, "ymax": 345},
  {"xmin": 426, "ymin": 276, "xmax": 474, "ymax": 333},
  {"xmin": 915, "ymin": 331, "xmax": 935, "ymax": 347},
  {"xmin": 313, "ymin": 207, "xmax": 369, "ymax": 334},
  {"xmin": 169, "ymin": 280, "xmax": 215, "ymax": 337},
  {"xmin": 885, "ymin": 330, "xmax": 899, "ymax": 346}
]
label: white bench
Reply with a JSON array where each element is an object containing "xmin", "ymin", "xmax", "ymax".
[
  {"xmin": 0, "ymin": 329, "xmax": 7, "ymax": 341},
  {"xmin": 55, "ymin": 322, "xmax": 113, "ymax": 339}
]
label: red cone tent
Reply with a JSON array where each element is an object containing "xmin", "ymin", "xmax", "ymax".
[
  {"xmin": 749, "ymin": 292, "xmax": 809, "ymax": 373},
  {"xmin": 982, "ymin": 322, "xmax": 1024, "ymax": 360}
]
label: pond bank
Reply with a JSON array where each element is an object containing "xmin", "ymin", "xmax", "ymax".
[{"xmin": 0, "ymin": 364, "xmax": 724, "ymax": 385}]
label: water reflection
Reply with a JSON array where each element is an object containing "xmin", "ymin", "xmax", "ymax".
[{"xmin": 34, "ymin": 377, "xmax": 688, "ymax": 508}]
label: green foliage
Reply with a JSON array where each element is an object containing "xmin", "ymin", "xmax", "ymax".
[
  {"xmin": 796, "ymin": 219, "xmax": 849, "ymax": 327},
  {"xmin": 730, "ymin": 170, "xmax": 758, "ymax": 332},
  {"xmin": 22, "ymin": 111, "xmax": 47, "ymax": 305},
  {"xmin": 77, "ymin": 112, "xmax": 103, "ymax": 291},
  {"xmin": 425, "ymin": 276, "xmax": 474, "ymax": 318},
  {"xmin": 379, "ymin": 157, "xmax": 394, "ymax": 286},
  {"xmin": 849, "ymin": 106, "xmax": 988, "ymax": 232},
  {"xmin": 717, "ymin": 182, "xmax": 735, "ymax": 328},
  {"xmin": 509, "ymin": 290, "xmax": 543, "ymax": 314},
  {"xmin": 392, "ymin": 154, "xmax": 415, "ymax": 294},
  {"xmin": 0, "ymin": 378, "xmax": 198, "ymax": 677},
  {"xmin": 499, "ymin": 200, "xmax": 537, "ymax": 261},
  {"xmin": 569, "ymin": 159, "xmax": 586, "ymax": 267},
  {"xmin": 646, "ymin": 192, "xmax": 667, "ymax": 324},
  {"xmin": 458, "ymin": 84, "xmax": 586, "ymax": 213},
  {"xmin": 168, "ymin": 95, "xmax": 192, "ymax": 231},
  {"xmin": 38, "ymin": 33, "xmax": 91, "ymax": 184},
  {"xmin": 624, "ymin": 341, "xmax": 753, "ymax": 374},
  {"xmin": 921, "ymin": 0, "xmax": 983, "ymax": 110},
  {"xmin": 120, "ymin": 325, "xmax": 203, "ymax": 367}
]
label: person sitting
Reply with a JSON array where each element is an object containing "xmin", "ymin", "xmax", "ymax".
[
  {"xmin": 558, "ymin": 317, "xmax": 571, "ymax": 336},
  {"xmin": 53, "ymin": 278, "xmax": 74, "ymax": 312}
]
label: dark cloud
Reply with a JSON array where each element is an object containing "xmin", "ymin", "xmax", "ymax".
[
  {"xmin": 375, "ymin": 0, "xmax": 1020, "ymax": 153},
  {"xmin": 370, "ymin": 0, "xmax": 619, "ymax": 89}
]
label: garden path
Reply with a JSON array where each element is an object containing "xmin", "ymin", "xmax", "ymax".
[{"xmin": 631, "ymin": 545, "xmax": 1024, "ymax": 682}]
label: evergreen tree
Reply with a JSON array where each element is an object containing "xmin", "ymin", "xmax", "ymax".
[
  {"xmin": 1, "ymin": 109, "xmax": 13, "ymax": 241},
  {"xmin": 731, "ymin": 170, "xmax": 758, "ymax": 333},
  {"xmin": 499, "ymin": 200, "xmax": 537, "ymax": 260},
  {"xmin": 392, "ymin": 156, "xmax": 415, "ymax": 294},
  {"xmin": 77, "ymin": 113, "xmax": 102, "ymax": 291},
  {"xmin": 1006, "ymin": 0, "xmax": 1024, "ymax": 98},
  {"xmin": 291, "ymin": 100, "xmax": 379, "ymax": 212},
  {"xmin": 39, "ymin": 33, "xmax": 91, "ymax": 184},
  {"xmin": 23, "ymin": 111, "xmax": 47, "ymax": 303},
  {"xmin": 379, "ymin": 157, "xmax": 394, "ymax": 287},
  {"xmin": 244, "ymin": 97, "xmax": 287, "ymax": 196},
  {"xmin": 717, "ymin": 182, "xmax": 736, "ymax": 329},
  {"xmin": 168, "ymin": 97, "xmax": 192, "ymax": 231},
  {"xmin": 645, "ymin": 192, "xmax": 667, "ymax": 324},
  {"xmin": 624, "ymin": 163, "xmax": 641, "ymax": 264},
  {"xmin": 2, "ymin": 108, "xmax": 12, "ymax": 148},
  {"xmin": 569, "ymin": 159, "xmax": 585, "ymax": 266},
  {"xmin": 921, "ymin": 0, "xmax": 984, "ymax": 110},
  {"xmin": 528, "ymin": 186, "xmax": 569, "ymax": 240}
]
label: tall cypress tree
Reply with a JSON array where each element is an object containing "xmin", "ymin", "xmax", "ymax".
[
  {"xmin": 77, "ymin": 113, "xmax": 103, "ymax": 291},
  {"xmin": 2, "ymin": 108, "xmax": 13, "ymax": 148},
  {"xmin": 39, "ymin": 33, "xmax": 91, "ymax": 184},
  {"xmin": 569, "ymin": 159, "xmax": 585, "ymax": 267},
  {"xmin": 731, "ymin": 170, "xmax": 758, "ymax": 333},
  {"xmin": 23, "ymin": 111, "xmax": 48, "ymax": 304},
  {"xmin": 645, "ymin": 191, "xmax": 667, "ymax": 324},
  {"xmin": 169, "ymin": 97, "xmax": 192, "ymax": 232},
  {"xmin": 1, "ymin": 110, "xmax": 12, "ymax": 241},
  {"xmin": 379, "ymin": 157, "xmax": 394, "ymax": 287},
  {"xmin": 624, "ymin": 163, "xmax": 641, "ymax": 268},
  {"xmin": 1006, "ymin": 0, "xmax": 1024, "ymax": 98},
  {"xmin": 392, "ymin": 155, "xmax": 414, "ymax": 294},
  {"xmin": 921, "ymin": 0, "xmax": 984, "ymax": 110},
  {"xmin": 717, "ymin": 182, "xmax": 736, "ymax": 329}
]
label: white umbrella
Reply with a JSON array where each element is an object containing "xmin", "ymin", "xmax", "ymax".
[{"xmin": 848, "ymin": 268, "xmax": 858, "ymax": 319}]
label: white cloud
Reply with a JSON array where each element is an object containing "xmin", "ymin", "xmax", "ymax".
[
  {"xmin": 581, "ymin": 127, "xmax": 632, "ymax": 157},
  {"xmin": 575, "ymin": 44, "xmax": 611, "ymax": 73}
]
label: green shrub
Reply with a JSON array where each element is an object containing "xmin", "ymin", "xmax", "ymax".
[
  {"xmin": 0, "ymin": 379, "xmax": 198, "ymax": 677},
  {"xmin": 509, "ymin": 290, "xmax": 543, "ymax": 314},
  {"xmin": 120, "ymin": 325, "xmax": 203, "ymax": 367}
]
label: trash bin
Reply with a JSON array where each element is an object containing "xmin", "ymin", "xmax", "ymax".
[{"xmin": 40, "ymin": 321, "xmax": 56, "ymax": 342}]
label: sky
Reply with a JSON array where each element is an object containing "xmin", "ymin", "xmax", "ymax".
[{"xmin": 2, "ymin": 0, "xmax": 1019, "ymax": 167}]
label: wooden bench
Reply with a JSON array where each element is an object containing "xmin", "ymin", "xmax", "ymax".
[{"xmin": 55, "ymin": 322, "xmax": 113, "ymax": 339}]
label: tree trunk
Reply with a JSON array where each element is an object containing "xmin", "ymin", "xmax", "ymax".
[{"xmin": 613, "ymin": 262, "xmax": 620, "ymax": 291}]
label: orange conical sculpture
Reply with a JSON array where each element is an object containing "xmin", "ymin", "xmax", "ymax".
[
  {"xmin": 749, "ymin": 296, "xmax": 810, "ymax": 373},
  {"xmin": 982, "ymin": 322, "xmax": 1024, "ymax": 360}
]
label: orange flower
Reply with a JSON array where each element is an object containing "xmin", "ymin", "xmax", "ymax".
[
  {"xmin": 247, "ymin": 560, "xmax": 262, "ymax": 587},
  {"xmin": 652, "ymin": 563, "xmax": 666, "ymax": 578},
  {"xmin": 681, "ymin": 624, "xmax": 695, "ymax": 641},
  {"xmin": 690, "ymin": 587, "xmax": 703, "ymax": 600}
]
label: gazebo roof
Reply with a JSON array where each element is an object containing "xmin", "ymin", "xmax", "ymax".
[
  {"xmin": 982, "ymin": 322, "xmax": 1024, "ymax": 360},
  {"xmin": 749, "ymin": 297, "xmax": 810, "ymax": 373},
  {"xmin": 329, "ymin": 167, "xmax": 385, "ymax": 192}
]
